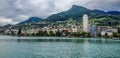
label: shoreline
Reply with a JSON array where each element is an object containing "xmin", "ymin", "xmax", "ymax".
[
  {"xmin": 0, "ymin": 35, "xmax": 120, "ymax": 40},
  {"xmin": 0, "ymin": 37, "xmax": 120, "ymax": 43}
]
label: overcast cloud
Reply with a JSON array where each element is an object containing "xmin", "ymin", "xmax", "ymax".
[{"xmin": 0, "ymin": 0, "xmax": 120, "ymax": 25}]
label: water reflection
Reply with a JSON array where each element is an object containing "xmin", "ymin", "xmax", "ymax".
[{"xmin": 83, "ymin": 39, "xmax": 90, "ymax": 57}]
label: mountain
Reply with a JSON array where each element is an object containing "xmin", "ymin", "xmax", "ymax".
[
  {"xmin": 19, "ymin": 17, "xmax": 43, "ymax": 24},
  {"xmin": 46, "ymin": 5, "xmax": 93, "ymax": 22},
  {"xmin": 18, "ymin": 5, "xmax": 120, "ymax": 25},
  {"xmin": 92, "ymin": 9, "xmax": 106, "ymax": 14},
  {"xmin": 107, "ymin": 11, "xmax": 120, "ymax": 15},
  {"xmin": 46, "ymin": 5, "xmax": 120, "ymax": 22},
  {"xmin": 3, "ymin": 24, "xmax": 12, "ymax": 28}
]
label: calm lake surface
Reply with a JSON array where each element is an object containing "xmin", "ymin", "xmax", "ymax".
[{"xmin": 0, "ymin": 35, "xmax": 120, "ymax": 58}]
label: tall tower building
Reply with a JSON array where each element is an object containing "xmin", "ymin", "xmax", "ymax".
[{"xmin": 83, "ymin": 14, "xmax": 89, "ymax": 32}]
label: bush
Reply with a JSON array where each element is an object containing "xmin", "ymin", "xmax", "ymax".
[
  {"xmin": 117, "ymin": 34, "xmax": 120, "ymax": 38},
  {"xmin": 98, "ymin": 33, "xmax": 101, "ymax": 38},
  {"xmin": 118, "ymin": 28, "xmax": 120, "ymax": 33},
  {"xmin": 56, "ymin": 30, "xmax": 62, "ymax": 36},
  {"xmin": 113, "ymin": 32, "xmax": 117, "ymax": 37},
  {"xmin": 73, "ymin": 32, "xmax": 81, "ymax": 37},
  {"xmin": 36, "ymin": 30, "xmax": 48, "ymax": 36},
  {"xmin": 80, "ymin": 31, "xmax": 88, "ymax": 37},
  {"xmin": 49, "ymin": 31, "xmax": 55, "ymax": 36}
]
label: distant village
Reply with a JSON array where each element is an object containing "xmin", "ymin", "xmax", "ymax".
[{"xmin": 0, "ymin": 14, "xmax": 120, "ymax": 38}]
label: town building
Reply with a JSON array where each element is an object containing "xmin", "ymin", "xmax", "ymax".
[
  {"xmin": 90, "ymin": 24, "xmax": 98, "ymax": 37},
  {"xmin": 83, "ymin": 14, "xmax": 89, "ymax": 32}
]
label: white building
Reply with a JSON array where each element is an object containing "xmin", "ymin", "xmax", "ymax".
[
  {"xmin": 107, "ymin": 32, "xmax": 113, "ymax": 36},
  {"xmin": 83, "ymin": 14, "xmax": 89, "ymax": 32},
  {"xmin": 108, "ymin": 28, "xmax": 118, "ymax": 33},
  {"xmin": 71, "ymin": 28, "xmax": 78, "ymax": 32},
  {"xmin": 101, "ymin": 31, "xmax": 106, "ymax": 37},
  {"xmin": 21, "ymin": 29, "xmax": 39, "ymax": 35}
]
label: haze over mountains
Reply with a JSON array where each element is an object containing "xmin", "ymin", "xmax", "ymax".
[{"xmin": 19, "ymin": 5, "xmax": 120, "ymax": 24}]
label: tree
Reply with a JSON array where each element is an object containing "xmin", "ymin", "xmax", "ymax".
[
  {"xmin": 74, "ymin": 32, "xmax": 81, "ymax": 37},
  {"xmin": 118, "ymin": 28, "xmax": 120, "ymax": 33},
  {"xmin": 56, "ymin": 30, "xmax": 62, "ymax": 36},
  {"xmin": 98, "ymin": 33, "xmax": 101, "ymax": 38},
  {"xmin": 113, "ymin": 32, "xmax": 117, "ymax": 38},
  {"xmin": 18, "ymin": 28, "xmax": 22, "ymax": 35},
  {"xmin": 32, "ymin": 33, "xmax": 35, "ymax": 36},
  {"xmin": 11, "ymin": 31, "xmax": 15, "ymax": 35},
  {"xmin": 117, "ymin": 34, "xmax": 120, "ymax": 38},
  {"xmin": 80, "ymin": 31, "xmax": 87, "ymax": 37},
  {"xmin": 36, "ymin": 30, "xmax": 49, "ymax": 36},
  {"xmin": 43, "ymin": 31, "xmax": 49, "ymax": 36},
  {"xmin": 49, "ymin": 31, "xmax": 55, "ymax": 36},
  {"xmin": 86, "ymin": 33, "xmax": 90, "ymax": 37},
  {"xmin": 104, "ymin": 33, "xmax": 108, "ymax": 38},
  {"xmin": 36, "ymin": 30, "xmax": 44, "ymax": 36}
]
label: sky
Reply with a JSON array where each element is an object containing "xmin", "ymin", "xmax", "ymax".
[{"xmin": 0, "ymin": 0, "xmax": 120, "ymax": 26}]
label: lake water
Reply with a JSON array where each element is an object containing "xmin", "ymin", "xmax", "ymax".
[{"xmin": 0, "ymin": 35, "xmax": 120, "ymax": 58}]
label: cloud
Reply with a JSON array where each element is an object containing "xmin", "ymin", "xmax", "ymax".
[
  {"xmin": 0, "ymin": 0, "xmax": 119, "ymax": 25},
  {"xmin": 0, "ymin": 17, "xmax": 18, "ymax": 26},
  {"xmin": 14, "ymin": 15, "xmax": 29, "ymax": 22},
  {"xmin": 83, "ymin": 0, "xmax": 120, "ymax": 11}
]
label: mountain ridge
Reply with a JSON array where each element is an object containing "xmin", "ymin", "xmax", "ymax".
[
  {"xmin": 46, "ymin": 5, "xmax": 120, "ymax": 22},
  {"xmin": 19, "ymin": 5, "xmax": 120, "ymax": 24},
  {"xmin": 18, "ymin": 17, "xmax": 43, "ymax": 24}
]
